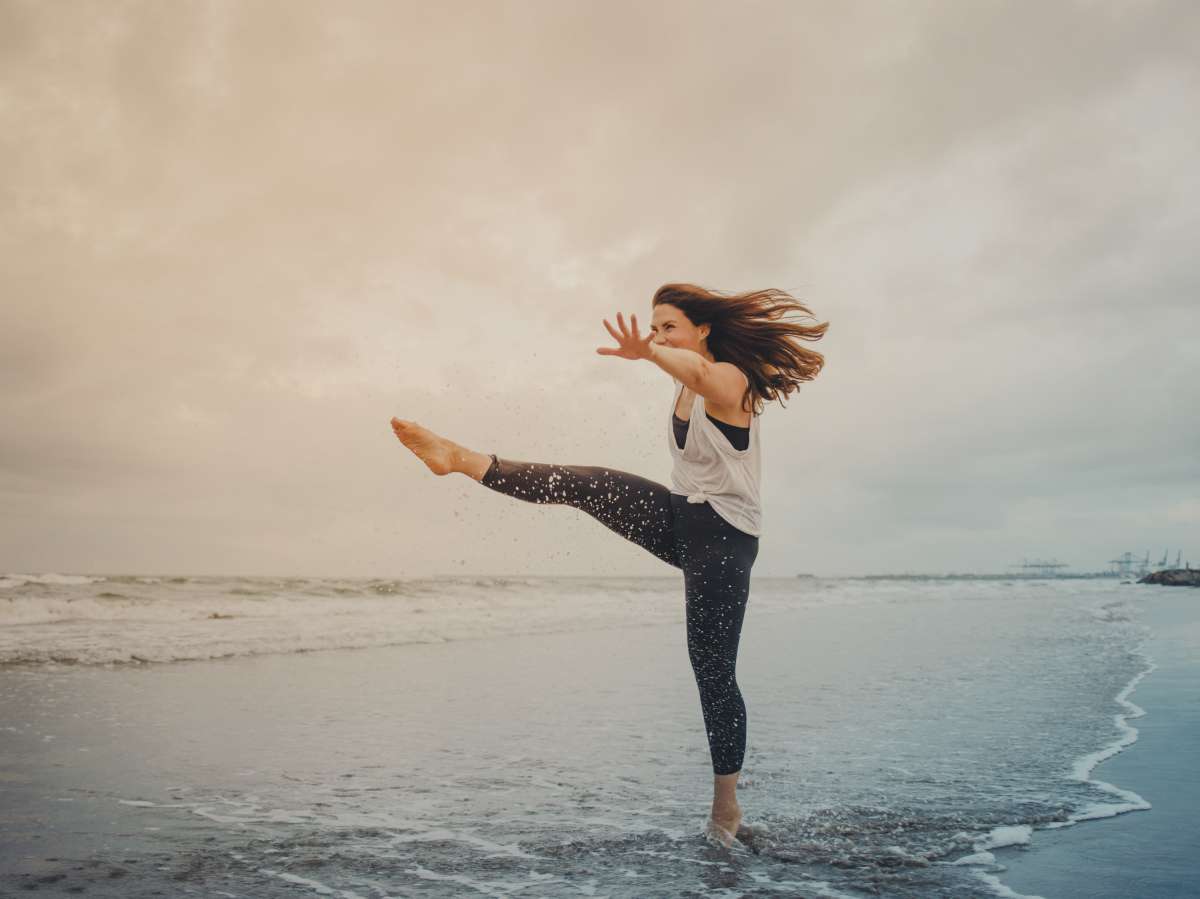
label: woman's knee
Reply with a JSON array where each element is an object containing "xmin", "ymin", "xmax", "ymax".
[
  {"xmin": 482, "ymin": 458, "xmax": 594, "ymax": 506},
  {"xmin": 688, "ymin": 651, "xmax": 737, "ymax": 685}
]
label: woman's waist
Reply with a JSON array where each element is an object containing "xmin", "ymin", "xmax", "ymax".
[
  {"xmin": 668, "ymin": 491, "xmax": 762, "ymax": 537},
  {"xmin": 668, "ymin": 475, "xmax": 761, "ymax": 507},
  {"xmin": 670, "ymin": 462, "xmax": 760, "ymax": 493}
]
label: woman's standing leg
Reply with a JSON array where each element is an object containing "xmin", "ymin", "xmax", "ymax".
[{"xmin": 673, "ymin": 496, "xmax": 759, "ymax": 843}]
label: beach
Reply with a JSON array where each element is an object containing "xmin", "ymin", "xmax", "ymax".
[
  {"xmin": 992, "ymin": 587, "xmax": 1199, "ymax": 899},
  {"xmin": 0, "ymin": 574, "xmax": 1189, "ymax": 897}
]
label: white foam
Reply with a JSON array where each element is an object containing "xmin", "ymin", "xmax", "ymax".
[
  {"xmin": 746, "ymin": 870, "xmax": 865, "ymax": 898},
  {"xmin": 976, "ymin": 824, "xmax": 1034, "ymax": 851},
  {"xmin": 1068, "ymin": 656, "xmax": 1155, "ymax": 783},
  {"xmin": 1049, "ymin": 639, "xmax": 1156, "ymax": 828},
  {"xmin": 258, "ymin": 867, "xmax": 370, "ymax": 898},
  {"xmin": 973, "ymin": 870, "xmax": 1048, "ymax": 899},
  {"xmin": 0, "ymin": 572, "xmax": 106, "ymax": 589},
  {"xmin": 404, "ymin": 863, "xmax": 563, "ymax": 898},
  {"xmin": 387, "ymin": 827, "xmax": 542, "ymax": 859}
]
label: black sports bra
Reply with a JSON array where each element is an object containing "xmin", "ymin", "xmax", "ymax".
[{"xmin": 673, "ymin": 411, "xmax": 750, "ymax": 451}]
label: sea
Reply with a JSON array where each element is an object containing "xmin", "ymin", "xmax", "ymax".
[{"xmin": 0, "ymin": 572, "xmax": 1155, "ymax": 898}]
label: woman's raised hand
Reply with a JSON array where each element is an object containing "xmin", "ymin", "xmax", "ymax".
[{"xmin": 596, "ymin": 312, "xmax": 655, "ymax": 361}]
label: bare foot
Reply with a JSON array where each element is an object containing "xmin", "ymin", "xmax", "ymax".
[
  {"xmin": 390, "ymin": 418, "xmax": 459, "ymax": 476},
  {"xmin": 707, "ymin": 804, "xmax": 743, "ymax": 848}
]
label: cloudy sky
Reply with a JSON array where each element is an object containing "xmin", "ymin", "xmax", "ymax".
[{"xmin": 2, "ymin": 0, "xmax": 1196, "ymax": 578}]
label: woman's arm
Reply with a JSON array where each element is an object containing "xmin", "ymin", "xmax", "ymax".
[{"xmin": 646, "ymin": 343, "xmax": 709, "ymax": 392}]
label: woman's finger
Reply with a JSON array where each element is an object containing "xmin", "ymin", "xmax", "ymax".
[
  {"xmin": 616, "ymin": 311, "xmax": 630, "ymax": 338},
  {"xmin": 602, "ymin": 318, "xmax": 621, "ymax": 342}
]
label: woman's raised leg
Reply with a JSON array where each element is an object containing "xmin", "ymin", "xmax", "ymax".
[
  {"xmin": 390, "ymin": 417, "xmax": 680, "ymax": 569},
  {"xmin": 479, "ymin": 455, "xmax": 680, "ymax": 569}
]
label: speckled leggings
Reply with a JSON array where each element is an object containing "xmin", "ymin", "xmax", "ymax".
[{"xmin": 480, "ymin": 454, "xmax": 759, "ymax": 775}]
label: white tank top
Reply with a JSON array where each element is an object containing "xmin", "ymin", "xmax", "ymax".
[{"xmin": 667, "ymin": 377, "xmax": 763, "ymax": 536}]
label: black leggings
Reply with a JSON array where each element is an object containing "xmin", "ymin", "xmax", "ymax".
[{"xmin": 480, "ymin": 454, "xmax": 759, "ymax": 776}]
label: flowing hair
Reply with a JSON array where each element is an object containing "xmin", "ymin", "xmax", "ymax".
[{"xmin": 652, "ymin": 283, "xmax": 828, "ymax": 415}]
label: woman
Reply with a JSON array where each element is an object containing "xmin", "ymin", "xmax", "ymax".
[{"xmin": 390, "ymin": 283, "xmax": 827, "ymax": 847}]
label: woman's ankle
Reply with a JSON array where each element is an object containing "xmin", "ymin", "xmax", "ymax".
[{"xmin": 454, "ymin": 446, "xmax": 494, "ymax": 482}]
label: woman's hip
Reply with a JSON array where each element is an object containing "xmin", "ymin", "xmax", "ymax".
[{"xmin": 671, "ymin": 494, "xmax": 759, "ymax": 570}]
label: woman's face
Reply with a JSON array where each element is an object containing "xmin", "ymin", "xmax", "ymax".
[{"xmin": 649, "ymin": 304, "xmax": 709, "ymax": 353}]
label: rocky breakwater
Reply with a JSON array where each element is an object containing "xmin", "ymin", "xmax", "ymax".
[{"xmin": 1139, "ymin": 568, "xmax": 1200, "ymax": 587}]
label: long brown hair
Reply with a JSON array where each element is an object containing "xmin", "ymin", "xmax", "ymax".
[{"xmin": 652, "ymin": 283, "xmax": 828, "ymax": 415}]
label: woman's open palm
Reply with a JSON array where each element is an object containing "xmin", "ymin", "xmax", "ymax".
[{"xmin": 596, "ymin": 312, "xmax": 655, "ymax": 361}]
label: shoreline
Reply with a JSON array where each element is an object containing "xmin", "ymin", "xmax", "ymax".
[{"xmin": 987, "ymin": 590, "xmax": 1198, "ymax": 898}]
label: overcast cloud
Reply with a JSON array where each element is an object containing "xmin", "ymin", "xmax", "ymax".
[{"xmin": 2, "ymin": 0, "xmax": 1197, "ymax": 577}]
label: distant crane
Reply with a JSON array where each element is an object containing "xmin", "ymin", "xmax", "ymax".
[
  {"xmin": 1153, "ymin": 549, "xmax": 1187, "ymax": 572},
  {"xmin": 1010, "ymin": 558, "xmax": 1069, "ymax": 577},
  {"xmin": 1108, "ymin": 552, "xmax": 1150, "ymax": 578}
]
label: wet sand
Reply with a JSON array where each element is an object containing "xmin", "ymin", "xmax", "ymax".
[{"xmin": 994, "ymin": 589, "xmax": 1200, "ymax": 898}]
